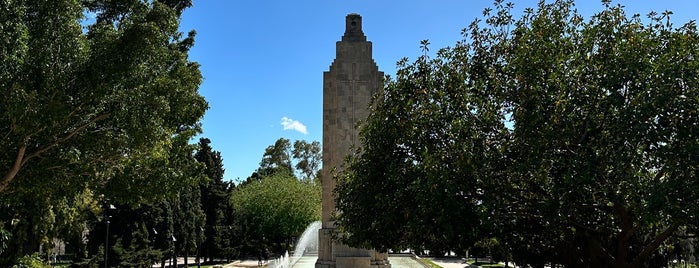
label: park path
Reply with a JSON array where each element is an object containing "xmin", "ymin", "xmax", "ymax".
[
  {"xmin": 151, "ymin": 255, "xmax": 487, "ymax": 268},
  {"xmin": 288, "ymin": 255, "xmax": 427, "ymax": 268},
  {"xmin": 151, "ymin": 257, "xmax": 261, "ymax": 268},
  {"xmin": 390, "ymin": 256, "xmax": 429, "ymax": 268},
  {"xmin": 426, "ymin": 257, "xmax": 475, "ymax": 268},
  {"xmin": 224, "ymin": 259, "xmax": 263, "ymax": 267}
]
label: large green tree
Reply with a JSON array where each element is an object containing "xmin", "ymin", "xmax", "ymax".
[
  {"xmin": 334, "ymin": 38, "xmax": 502, "ymax": 255},
  {"xmin": 232, "ymin": 170, "xmax": 320, "ymax": 253},
  {"xmin": 248, "ymin": 138, "xmax": 322, "ymax": 183},
  {"xmin": 174, "ymin": 184, "xmax": 205, "ymax": 268},
  {"xmin": 255, "ymin": 138, "xmax": 294, "ymax": 177},
  {"xmin": 491, "ymin": 1, "xmax": 699, "ymax": 267},
  {"xmin": 0, "ymin": 0, "xmax": 207, "ymax": 263},
  {"xmin": 335, "ymin": 1, "xmax": 699, "ymax": 267},
  {"xmin": 0, "ymin": 0, "xmax": 206, "ymax": 196},
  {"xmin": 292, "ymin": 140, "xmax": 322, "ymax": 181},
  {"xmin": 195, "ymin": 138, "xmax": 235, "ymax": 262}
]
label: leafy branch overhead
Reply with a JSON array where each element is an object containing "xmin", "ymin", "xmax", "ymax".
[
  {"xmin": 0, "ymin": 0, "xmax": 207, "ymax": 263},
  {"xmin": 0, "ymin": 0, "xmax": 207, "ymax": 200}
]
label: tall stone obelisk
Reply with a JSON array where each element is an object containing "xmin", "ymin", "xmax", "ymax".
[{"xmin": 316, "ymin": 14, "xmax": 390, "ymax": 268}]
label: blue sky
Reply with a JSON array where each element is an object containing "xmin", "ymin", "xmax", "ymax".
[{"xmin": 178, "ymin": 1, "xmax": 698, "ymax": 183}]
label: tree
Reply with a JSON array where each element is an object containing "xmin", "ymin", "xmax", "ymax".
[
  {"xmin": 248, "ymin": 138, "xmax": 322, "ymax": 183},
  {"xmin": 335, "ymin": 0, "xmax": 699, "ymax": 267},
  {"xmin": 232, "ymin": 171, "xmax": 320, "ymax": 254},
  {"xmin": 195, "ymin": 138, "xmax": 234, "ymax": 262},
  {"xmin": 82, "ymin": 203, "xmax": 160, "ymax": 268},
  {"xmin": 488, "ymin": 1, "xmax": 699, "ymax": 267},
  {"xmin": 111, "ymin": 223, "xmax": 161, "ymax": 268},
  {"xmin": 0, "ymin": 0, "xmax": 206, "ymax": 196},
  {"xmin": 334, "ymin": 24, "xmax": 503, "ymax": 256},
  {"xmin": 256, "ymin": 138, "xmax": 293, "ymax": 176},
  {"xmin": 174, "ymin": 184, "xmax": 205, "ymax": 268},
  {"xmin": 0, "ymin": 0, "xmax": 206, "ymax": 262},
  {"xmin": 292, "ymin": 140, "xmax": 322, "ymax": 181}
]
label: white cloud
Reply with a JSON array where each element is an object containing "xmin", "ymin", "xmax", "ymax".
[{"xmin": 281, "ymin": 117, "xmax": 308, "ymax": 134}]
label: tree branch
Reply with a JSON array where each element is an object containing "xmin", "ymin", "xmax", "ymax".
[
  {"xmin": 631, "ymin": 223, "xmax": 680, "ymax": 266},
  {"xmin": 21, "ymin": 113, "xmax": 110, "ymax": 167},
  {"xmin": 0, "ymin": 145, "xmax": 27, "ymax": 193},
  {"xmin": 0, "ymin": 113, "xmax": 112, "ymax": 194},
  {"xmin": 615, "ymin": 203, "xmax": 637, "ymax": 265}
]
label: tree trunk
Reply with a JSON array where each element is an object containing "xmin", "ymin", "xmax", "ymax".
[
  {"xmin": 615, "ymin": 204, "xmax": 634, "ymax": 267},
  {"xmin": 0, "ymin": 145, "xmax": 26, "ymax": 193},
  {"xmin": 184, "ymin": 245, "xmax": 189, "ymax": 268}
]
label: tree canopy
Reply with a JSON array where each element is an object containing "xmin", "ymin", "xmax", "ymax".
[
  {"xmin": 195, "ymin": 138, "xmax": 236, "ymax": 262},
  {"xmin": 232, "ymin": 171, "xmax": 320, "ymax": 250},
  {"xmin": 335, "ymin": 0, "xmax": 699, "ymax": 267},
  {"xmin": 0, "ymin": 0, "xmax": 207, "ymax": 199},
  {"xmin": 250, "ymin": 138, "xmax": 322, "ymax": 183},
  {"xmin": 233, "ymin": 138, "xmax": 322, "ymax": 254},
  {"xmin": 0, "ymin": 0, "xmax": 207, "ymax": 263}
]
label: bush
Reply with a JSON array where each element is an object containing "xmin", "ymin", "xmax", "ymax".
[{"xmin": 14, "ymin": 253, "xmax": 50, "ymax": 268}]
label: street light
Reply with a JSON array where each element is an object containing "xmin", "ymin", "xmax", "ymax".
[
  {"xmin": 169, "ymin": 235, "xmax": 177, "ymax": 268},
  {"xmin": 197, "ymin": 227, "xmax": 203, "ymax": 268},
  {"xmin": 104, "ymin": 204, "xmax": 116, "ymax": 268}
]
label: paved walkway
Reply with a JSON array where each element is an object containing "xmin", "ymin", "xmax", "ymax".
[
  {"xmin": 289, "ymin": 256, "xmax": 316, "ymax": 268},
  {"xmin": 153, "ymin": 256, "xmax": 504, "ymax": 268},
  {"xmin": 390, "ymin": 256, "xmax": 429, "ymax": 268},
  {"xmin": 151, "ymin": 257, "xmax": 265, "ymax": 268},
  {"xmin": 427, "ymin": 257, "xmax": 475, "ymax": 268},
  {"xmin": 286, "ymin": 255, "xmax": 426, "ymax": 268}
]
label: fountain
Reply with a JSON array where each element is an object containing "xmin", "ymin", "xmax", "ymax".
[
  {"xmin": 270, "ymin": 221, "xmax": 321, "ymax": 268},
  {"xmin": 271, "ymin": 251, "xmax": 289, "ymax": 268}
]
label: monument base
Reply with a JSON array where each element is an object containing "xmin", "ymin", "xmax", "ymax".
[
  {"xmin": 336, "ymin": 257, "xmax": 370, "ymax": 268},
  {"xmin": 315, "ymin": 227, "xmax": 391, "ymax": 268}
]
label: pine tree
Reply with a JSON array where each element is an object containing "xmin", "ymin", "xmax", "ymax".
[{"xmin": 195, "ymin": 138, "xmax": 234, "ymax": 262}]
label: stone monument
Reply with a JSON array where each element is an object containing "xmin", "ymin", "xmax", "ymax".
[{"xmin": 316, "ymin": 14, "xmax": 390, "ymax": 268}]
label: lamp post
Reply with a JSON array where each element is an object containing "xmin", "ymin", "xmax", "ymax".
[
  {"xmin": 104, "ymin": 204, "xmax": 116, "ymax": 268},
  {"xmin": 197, "ymin": 227, "xmax": 203, "ymax": 268},
  {"xmin": 169, "ymin": 235, "xmax": 177, "ymax": 268}
]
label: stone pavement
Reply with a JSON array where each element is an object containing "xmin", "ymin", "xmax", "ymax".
[
  {"xmin": 287, "ymin": 255, "xmax": 427, "ymax": 268},
  {"xmin": 224, "ymin": 259, "xmax": 264, "ymax": 267},
  {"xmin": 389, "ymin": 256, "xmax": 429, "ymax": 268},
  {"xmin": 289, "ymin": 256, "xmax": 316, "ymax": 268},
  {"xmin": 426, "ymin": 257, "xmax": 475, "ymax": 268},
  {"xmin": 151, "ymin": 257, "xmax": 265, "ymax": 268},
  {"xmin": 153, "ymin": 256, "xmax": 494, "ymax": 268}
]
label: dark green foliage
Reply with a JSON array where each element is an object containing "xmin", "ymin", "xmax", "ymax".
[
  {"xmin": 0, "ymin": 0, "xmax": 206, "ymax": 263},
  {"xmin": 195, "ymin": 138, "xmax": 235, "ymax": 262},
  {"xmin": 232, "ymin": 170, "xmax": 320, "ymax": 253},
  {"xmin": 334, "ymin": 11, "xmax": 506, "ymax": 253},
  {"xmin": 112, "ymin": 223, "xmax": 161, "ymax": 267},
  {"xmin": 256, "ymin": 138, "xmax": 294, "ymax": 177},
  {"xmin": 335, "ymin": 0, "xmax": 699, "ymax": 267},
  {"xmin": 14, "ymin": 253, "xmax": 50, "ymax": 268},
  {"xmin": 0, "ymin": 0, "xmax": 207, "ymax": 196},
  {"xmin": 84, "ymin": 202, "xmax": 169, "ymax": 268},
  {"xmin": 292, "ymin": 140, "xmax": 322, "ymax": 182},
  {"xmin": 173, "ymin": 183, "xmax": 205, "ymax": 267},
  {"xmin": 246, "ymin": 138, "xmax": 322, "ymax": 185}
]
